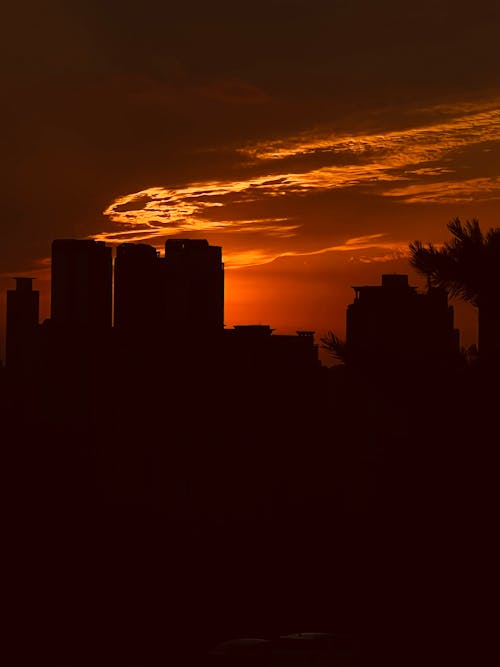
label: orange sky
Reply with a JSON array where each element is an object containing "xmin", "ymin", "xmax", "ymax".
[{"xmin": 1, "ymin": 1, "xmax": 498, "ymax": 363}]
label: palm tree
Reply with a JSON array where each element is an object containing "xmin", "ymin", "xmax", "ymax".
[
  {"xmin": 409, "ymin": 218, "xmax": 500, "ymax": 365},
  {"xmin": 319, "ymin": 330, "xmax": 349, "ymax": 364}
]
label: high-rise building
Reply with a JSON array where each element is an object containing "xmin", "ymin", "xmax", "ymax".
[
  {"xmin": 163, "ymin": 239, "xmax": 224, "ymax": 332},
  {"xmin": 6, "ymin": 277, "xmax": 39, "ymax": 371},
  {"xmin": 346, "ymin": 273, "xmax": 460, "ymax": 367},
  {"xmin": 114, "ymin": 243, "xmax": 162, "ymax": 332},
  {"xmin": 51, "ymin": 239, "xmax": 112, "ymax": 329}
]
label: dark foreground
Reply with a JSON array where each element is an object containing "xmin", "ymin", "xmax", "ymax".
[{"xmin": 2, "ymin": 364, "xmax": 499, "ymax": 665}]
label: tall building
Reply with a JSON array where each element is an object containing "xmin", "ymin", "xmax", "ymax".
[
  {"xmin": 51, "ymin": 239, "xmax": 112, "ymax": 329},
  {"xmin": 163, "ymin": 239, "xmax": 224, "ymax": 332},
  {"xmin": 346, "ymin": 273, "xmax": 460, "ymax": 367},
  {"xmin": 114, "ymin": 243, "xmax": 162, "ymax": 333},
  {"xmin": 6, "ymin": 277, "xmax": 39, "ymax": 371}
]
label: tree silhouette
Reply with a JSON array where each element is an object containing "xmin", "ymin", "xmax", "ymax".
[
  {"xmin": 409, "ymin": 218, "xmax": 500, "ymax": 365},
  {"xmin": 320, "ymin": 330, "xmax": 348, "ymax": 364}
]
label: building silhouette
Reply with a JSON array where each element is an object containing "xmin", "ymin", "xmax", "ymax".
[
  {"xmin": 224, "ymin": 325, "xmax": 319, "ymax": 374},
  {"xmin": 6, "ymin": 248, "xmax": 468, "ymax": 381},
  {"xmin": 6, "ymin": 277, "xmax": 39, "ymax": 371},
  {"xmin": 114, "ymin": 242, "xmax": 162, "ymax": 333},
  {"xmin": 51, "ymin": 239, "xmax": 112, "ymax": 329},
  {"xmin": 114, "ymin": 238, "xmax": 224, "ymax": 338},
  {"xmin": 346, "ymin": 273, "xmax": 460, "ymax": 367},
  {"xmin": 163, "ymin": 239, "xmax": 224, "ymax": 333}
]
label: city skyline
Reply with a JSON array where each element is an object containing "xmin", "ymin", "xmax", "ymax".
[
  {"xmin": 3, "ymin": 235, "xmax": 466, "ymax": 370},
  {"xmin": 6, "ymin": 238, "xmax": 467, "ymax": 379},
  {"xmin": 0, "ymin": 231, "xmax": 477, "ymax": 365},
  {"xmin": 2, "ymin": 1, "xmax": 497, "ymax": 355},
  {"xmin": 4, "ymin": 236, "xmax": 323, "ymax": 375}
]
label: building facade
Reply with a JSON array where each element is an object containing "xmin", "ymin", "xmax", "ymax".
[
  {"xmin": 6, "ymin": 277, "xmax": 39, "ymax": 371},
  {"xmin": 114, "ymin": 243, "xmax": 162, "ymax": 333},
  {"xmin": 346, "ymin": 274, "xmax": 460, "ymax": 367},
  {"xmin": 51, "ymin": 239, "xmax": 112, "ymax": 329},
  {"xmin": 163, "ymin": 239, "xmax": 224, "ymax": 333}
]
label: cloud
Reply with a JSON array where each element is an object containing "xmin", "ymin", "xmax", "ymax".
[
  {"xmin": 241, "ymin": 102, "xmax": 500, "ymax": 165},
  {"xmin": 113, "ymin": 194, "xmax": 155, "ymax": 212},
  {"xmin": 223, "ymin": 234, "xmax": 407, "ymax": 268},
  {"xmin": 383, "ymin": 177, "xmax": 500, "ymax": 204},
  {"xmin": 92, "ymin": 98, "xmax": 500, "ymax": 268}
]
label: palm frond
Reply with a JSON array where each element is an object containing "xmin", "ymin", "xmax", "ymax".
[
  {"xmin": 408, "ymin": 218, "xmax": 500, "ymax": 306},
  {"xmin": 320, "ymin": 331, "xmax": 348, "ymax": 363}
]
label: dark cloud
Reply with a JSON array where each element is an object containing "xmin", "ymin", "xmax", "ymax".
[{"xmin": 114, "ymin": 195, "xmax": 154, "ymax": 213}]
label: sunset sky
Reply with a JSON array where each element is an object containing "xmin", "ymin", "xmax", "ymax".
[{"xmin": 2, "ymin": 0, "xmax": 500, "ymax": 362}]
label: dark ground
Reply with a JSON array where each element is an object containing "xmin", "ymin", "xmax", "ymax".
[{"xmin": 2, "ymin": 362, "xmax": 498, "ymax": 666}]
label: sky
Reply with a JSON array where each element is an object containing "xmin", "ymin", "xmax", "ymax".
[{"xmin": 2, "ymin": 0, "xmax": 500, "ymax": 362}]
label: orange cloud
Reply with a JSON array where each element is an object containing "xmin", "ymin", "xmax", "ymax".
[
  {"xmin": 223, "ymin": 234, "xmax": 407, "ymax": 268},
  {"xmin": 384, "ymin": 177, "xmax": 500, "ymax": 203},
  {"xmin": 242, "ymin": 102, "xmax": 500, "ymax": 162},
  {"xmin": 92, "ymin": 97, "xmax": 500, "ymax": 270}
]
